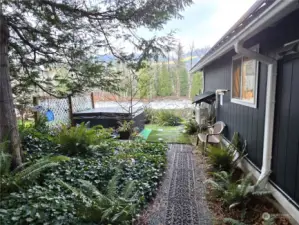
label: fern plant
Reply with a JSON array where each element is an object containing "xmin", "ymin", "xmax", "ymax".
[
  {"xmin": 205, "ymin": 170, "xmax": 233, "ymax": 198},
  {"xmin": 54, "ymin": 123, "xmax": 111, "ymax": 156},
  {"xmin": 207, "ymin": 145, "xmax": 234, "ymax": 171},
  {"xmin": 206, "ymin": 171, "xmax": 271, "ymax": 209},
  {"xmin": 0, "ymin": 155, "xmax": 69, "ymax": 195},
  {"xmin": 59, "ymin": 175, "xmax": 138, "ymax": 224},
  {"xmin": 224, "ymin": 173, "xmax": 271, "ymax": 209},
  {"xmin": 184, "ymin": 119, "xmax": 199, "ymax": 135}
]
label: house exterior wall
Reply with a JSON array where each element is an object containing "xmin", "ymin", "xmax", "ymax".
[
  {"xmin": 202, "ymin": 9, "xmax": 299, "ymax": 207},
  {"xmin": 204, "ymin": 51, "xmax": 267, "ymax": 168}
]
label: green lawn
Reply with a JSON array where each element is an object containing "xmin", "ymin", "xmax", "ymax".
[{"xmin": 143, "ymin": 124, "xmax": 191, "ymax": 144}]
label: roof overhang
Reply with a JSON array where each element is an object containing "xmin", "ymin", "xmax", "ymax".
[
  {"xmin": 190, "ymin": 0, "xmax": 298, "ymax": 73},
  {"xmin": 192, "ymin": 91, "xmax": 215, "ymax": 104}
]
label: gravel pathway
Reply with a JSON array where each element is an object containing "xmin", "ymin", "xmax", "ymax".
[{"xmin": 143, "ymin": 144, "xmax": 212, "ymax": 225}]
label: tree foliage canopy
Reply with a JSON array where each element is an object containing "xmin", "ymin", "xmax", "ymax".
[{"xmin": 2, "ymin": 0, "xmax": 193, "ymax": 97}]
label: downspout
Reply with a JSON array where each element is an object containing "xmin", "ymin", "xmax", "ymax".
[{"xmin": 234, "ymin": 41, "xmax": 277, "ymax": 187}]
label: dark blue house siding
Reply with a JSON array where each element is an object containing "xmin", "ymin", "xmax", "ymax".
[
  {"xmin": 204, "ymin": 51, "xmax": 267, "ymax": 168},
  {"xmin": 202, "ymin": 9, "xmax": 299, "ymax": 205},
  {"xmin": 272, "ymin": 56, "xmax": 299, "ymax": 205}
]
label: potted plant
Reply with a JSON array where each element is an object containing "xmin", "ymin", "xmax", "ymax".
[{"xmin": 118, "ymin": 120, "xmax": 134, "ymax": 140}]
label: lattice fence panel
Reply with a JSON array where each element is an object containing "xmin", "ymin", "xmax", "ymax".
[
  {"xmin": 39, "ymin": 98, "xmax": 70, "ymax": 126},
  {"xmin": 72, "ymin": 95, "xmax": 92, "ymax": 113}
]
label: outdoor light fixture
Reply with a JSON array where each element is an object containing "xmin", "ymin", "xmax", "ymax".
[{"xmin": 215, "ymin": 89, "xmax": 229, "ymax": 108}]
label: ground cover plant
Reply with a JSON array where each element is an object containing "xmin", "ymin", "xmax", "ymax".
[{"xmin": 0, "ymin": 123, "xmax": 168, "ymax": 225}]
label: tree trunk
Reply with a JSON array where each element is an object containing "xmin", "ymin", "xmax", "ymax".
[
  {"xmin": 0, "ymin": 16, "xmax": 22, "ymax": 168},
  {"xmin": 176, "ymin": 69, "xmax": 180, "ymax": 97},
  {"xmin": 188, "ymin": 72, "xmax": 193, "ymax": 98}
]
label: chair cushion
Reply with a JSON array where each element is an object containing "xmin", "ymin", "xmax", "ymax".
[{"xmin": 198, "ymin": 133, "xmax": 220, "ymax": 143}]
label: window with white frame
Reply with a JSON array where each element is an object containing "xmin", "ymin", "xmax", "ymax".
[{"xmin": 231, "ymin": 46, "xmax": 259, "ymax": 107}]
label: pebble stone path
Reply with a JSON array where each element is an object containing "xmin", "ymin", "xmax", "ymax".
[{"xmin": 146, "ymin": 144, "xmax": 212, "ymax": 225}]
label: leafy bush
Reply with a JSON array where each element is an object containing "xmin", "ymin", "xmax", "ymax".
[
  {"xmin": 207, "ymin": 145, "xmax": 234, "ymax": 172},
  {"xmin": 118, "ymin": 120, "xmax": 134, "ymax": 132},
  {"xmin": 54, "ymin": 123, "xmax": 112, "ymax": 156},
  {"xmin": 144, "ymin": 108, "xmax": 192, "ymax": 125},
  {"xmin": 60, "ymin": 176, "xmax": 138, "ymax": 224},
  {"xmin": 155, "ymin": 110, "xmax": 182, "ymax": 126},
  {"xmin": 20, "ymin": 127, "xmax": 58, "ymax": 161},
  {"xmin": 144, "ymin": 107, "xmax": 155, "ymax": 124},
  {"xmin": 184, "ymin": 119, "xmax": 199, "ymax": 134},
  {"xmin": 34, "ymin": 115, "xmax": 50, "ymax": 133}
]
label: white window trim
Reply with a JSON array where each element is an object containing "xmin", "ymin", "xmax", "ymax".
[{"xmin": 231, "ymin": 44, "xmax": 259, "ymax": 108}]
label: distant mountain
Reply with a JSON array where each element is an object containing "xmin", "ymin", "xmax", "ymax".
[
  {"xmin": 159, "ymin": 47, "xmax": 210, "ymax": 70},
  {"xmin": 94, "ymin": 47, "xmax": 210, "ymax": 70}
]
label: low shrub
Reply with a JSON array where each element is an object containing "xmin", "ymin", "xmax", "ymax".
[
  {"xmin": 184, "ymin": 119, "xmax": 199, "ymax": 134},
  {"xmin": 20, "ymin": 127, "xmax": 58, "ymax": 161},
  {"xmin": 118, "ymin": 120, "xmax": 134, "ymax": 133},
  {"xmin": 144, "ymin": 107, "xmax": 156, "ymax": 124},
  {"xmin": 144, "ymin": 108, "xmax": 192, "ymax": 125},
  {"xmin": 155, "ymin": 110, "xmax": 182, "ymax": 126},
  {"xmin": 54, "ymin": 123, "xmax": 112, "ymax": 156}
]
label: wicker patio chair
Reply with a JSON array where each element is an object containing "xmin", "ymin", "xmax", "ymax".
[{"xmin": 196, "ymin": 121, "xmax": 226, "ymax": 152}]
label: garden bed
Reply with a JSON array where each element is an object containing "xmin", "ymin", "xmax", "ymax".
[
  {"xmin": 0, "ymin": 123, "xmax": 168, "ymax": 225},
  {"xmin": 193, "ymin": 139, "xmax": 292, "ymax": 225}
]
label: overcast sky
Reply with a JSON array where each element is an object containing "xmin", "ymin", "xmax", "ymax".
[{"xmin": 137, "ymin": 0, "xmax": 256, "ymax": 51}]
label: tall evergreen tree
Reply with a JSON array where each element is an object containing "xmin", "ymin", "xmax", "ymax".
[
  {"xmin": 0, "ymin": 0, "xmax": 193, "ymax": 167},
  {"xmin": 175, "ymin": 43, "xmax": 184, "ymax": 97},
  {"xmin": 179, "ymin": 66, "xmax": 189, "ymax": 96},
  {"xmin": 190, "ymin": 72, "xmax": 203, "ymax": 99},
  {"xmin": 157, "ymin": 63, "xmax": 172, "ymax": 96}
]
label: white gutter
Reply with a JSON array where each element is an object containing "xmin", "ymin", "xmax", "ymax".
[
  {"xmin": 190, "ymin": 0, "xmax": 296, "ymax": 73},
  {"xmin": 234, "ymin": 41, "xmax": 277, "ymax": 187}
]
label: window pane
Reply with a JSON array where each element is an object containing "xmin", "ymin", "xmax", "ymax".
[
  {"xmin": 241, "ymin": 57, "xmax": 256, "ymax": 103},
  {"xmin": 232, "ymin": 58, "xmax": 242, "ymax": 99}
]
